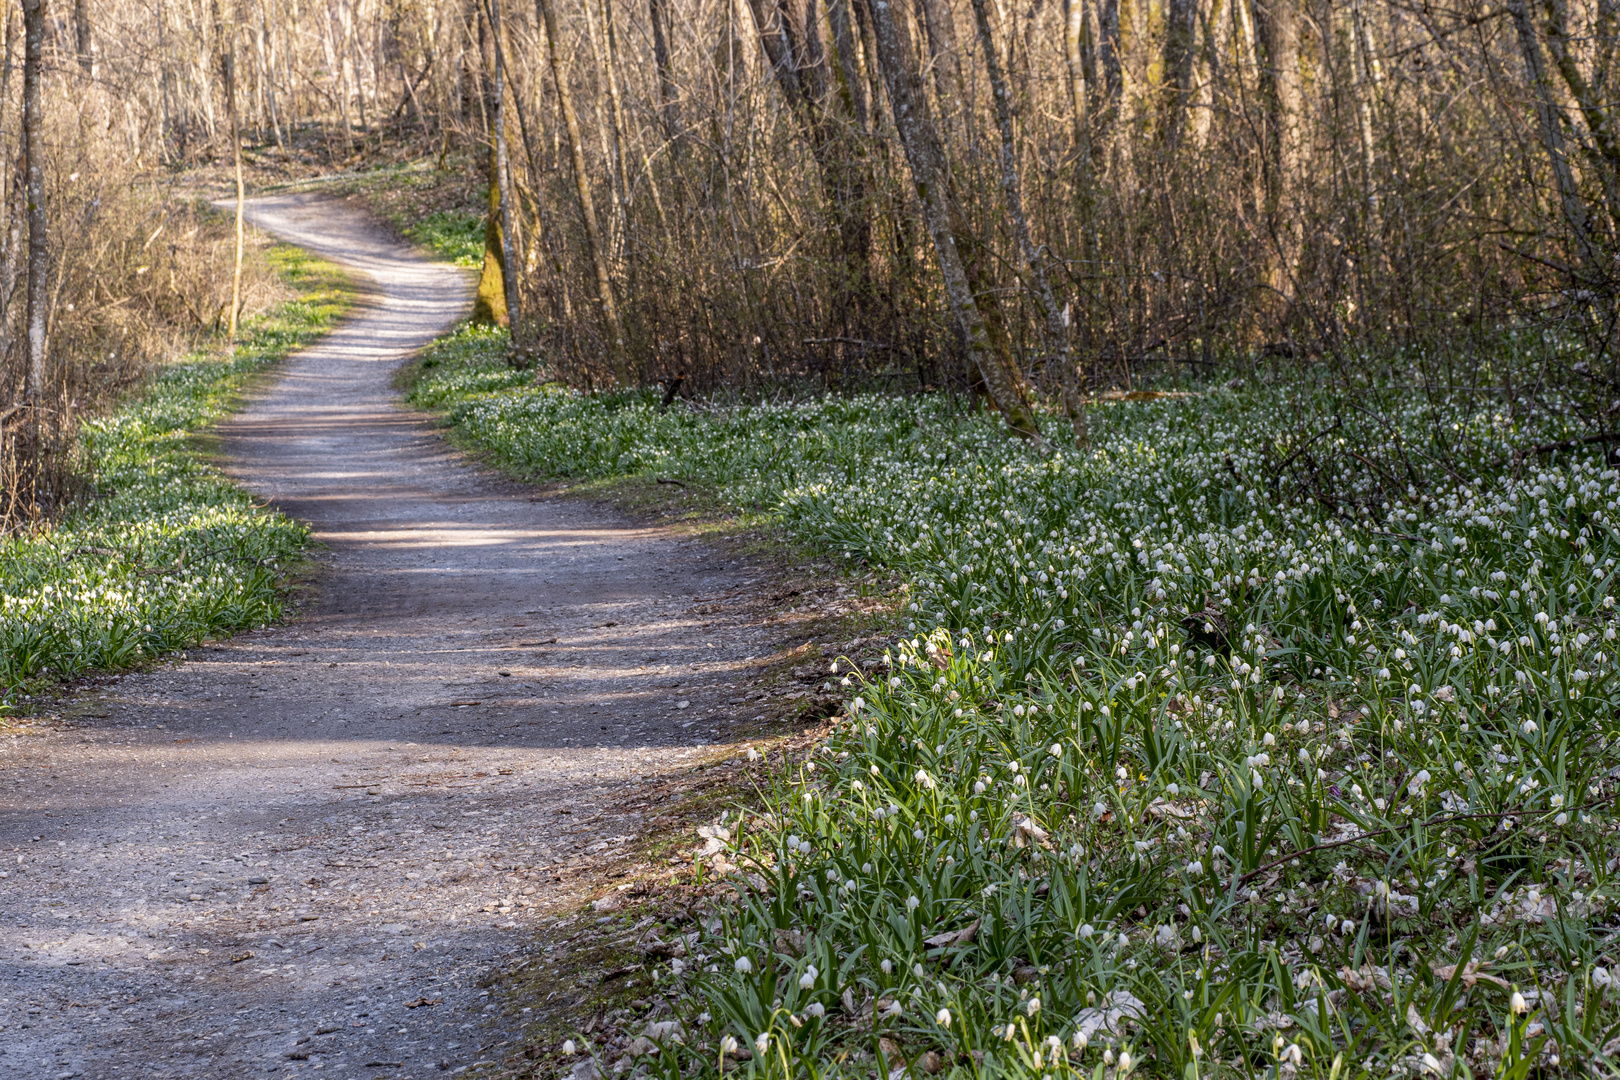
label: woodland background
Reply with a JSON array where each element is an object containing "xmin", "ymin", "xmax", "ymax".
[{"xmin": 0, "ymin": 0, "xmax": 1616, "ymax": 518}]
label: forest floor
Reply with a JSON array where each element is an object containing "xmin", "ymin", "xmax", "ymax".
[{"xmin": 0, "ymin": 195, "xmax": 880, "ymax": 1080}]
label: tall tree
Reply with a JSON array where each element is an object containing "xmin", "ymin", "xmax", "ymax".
[
  {"xmin": 968, "ymin": 0, "xmax": 1087, "ymax": 445},
  {"xmin": 21, "ymin": 0, "xmax": 46, "ymax": 406},
  {"xmin": 1251, "ymin": 0, "xmax": 1303, "ymax": 311},
  {"xmin": 861, "ymin": 0, "xmax": 1040, "ymax": 439},
  {"xmin": 647, "ymin": 0, "xmax": 681, "ymax": 141},
  {"xmin": 1161, "ymin": 0, "xmax": 1197, "ymax": 147},
  {"xmin": 486, "ymin": 0, "xmax": 520, "ymax": 324},
  {"xmin": 742, "ymin": 0, "xmax": 872, "ymax": 328},
  {"xmin": 536, "ymin": 0, "xmax": 633, "ymax": 385},
  {"xmin": 215, "ymin": 0, "xmax": 247, "ymax": 340},
  {"xmin": 74, "ymin": 0, "xmax": 95, "ymax": 76}
]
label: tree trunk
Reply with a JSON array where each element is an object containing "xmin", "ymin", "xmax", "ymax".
[
  {"xmin": 536, "ymin": 0, "xmax": 633, "ymax": 385},
  {"xmin": 968, "ymin": 0, "xmax": 1086, "ymax": 446},
  {"xmin": 1251, "ymin": 0, "xmax": 1303, "ymax": 311},
  {"xmin": 915, "ymin": 0, "xmax": 965, "ymax": 120},
  {"xmin": 215, "ymin": 0, "xmax": 246, "ymax": 340},
  {"xmin": 861, "ymin": 0, "xmax": 1040, "ymax": 440},
  {"xmin": 1161, "ymin": 0, "xmax": 1197, "ymax": 148},
  {"xmin": 826, "ymin": 0, "xmax": 868, "ymax": 130},
  {"xmin": 1540, "ymin": 0, "xmax": 1620, "ymax": 237},
  {"xmin": 473, "ymin": 141, "xmax": 510, "ymax": 325},
  {"xmin": 74, "ymin": 0, "xmax": 95, "ymax": 76},
  {"xmin": 1504, "ymin": 0, "xmax": 1596, "ymax": 268},
  {"xmin": 648, "ymin": 0, "xmax": 681, "ymax": 141},
  {"xmin": 1061, "ymin": 0, "xmax": 1089, "ymax": 155},
  {"xmin": 486, "ymin": 0, "xmax": 521, "ymax": 325},
  {"xmin": 21, "ymin": 0, "xmax": 45, "ymax": 405},
  {"xmin": 1096, "ymin": 0, "xmax": 1121, "ymax": 124}
]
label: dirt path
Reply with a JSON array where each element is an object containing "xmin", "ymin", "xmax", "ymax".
[{"xmin": 0, "ymin": 194, "xmax": 773, "ymax": 1080}]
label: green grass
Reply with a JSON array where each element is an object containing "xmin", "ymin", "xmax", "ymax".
[
  {"xmin": 409, "ymin": 326, "xmax": 1620, "ymax": 1078},
  {"xmin": 0, "ymin": 245, "xmax": 351, "ymax": 700},
  {"xmin": 403, "ymin": 208, "xmax": 484, "ymax": 268}
]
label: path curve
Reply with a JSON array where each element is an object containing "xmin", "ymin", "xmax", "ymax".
[{"xmin": 0, "ymin": 194, "xmax": 761, "ymax": 1080}]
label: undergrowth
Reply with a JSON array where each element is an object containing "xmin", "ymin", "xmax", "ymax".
[
  {"xmin": 0, "ymin": 245, "xmax": 351, "ymax": 701},
  {"xmin": 410, "ymin": 325, "xmax": 1620, "ymax": 1078}
]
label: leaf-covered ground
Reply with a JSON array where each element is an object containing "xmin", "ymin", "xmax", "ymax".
[
  {"xmin": 412, "ymin": 327, "xmax": 1620, "ymax": 1079},
  {"xmin": 0, "ymin": 246, "xmax": 350, "ymax": 701}
]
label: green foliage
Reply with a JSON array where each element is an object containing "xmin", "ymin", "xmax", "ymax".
[
  {"xmin": 403, "ymin": 209, "xmax": 484, "ymax": 269},
  {"xmin": 413, "ymin": 327, "xmax": 1620, "ymax": 1077},
  {"xmin": 0, "ymin": 246, "xmax": 349, "ymax": 697}
]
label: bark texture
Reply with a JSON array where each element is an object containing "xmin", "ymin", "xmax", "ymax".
[{"xmin": 862, "ymin": 0, "xmax": 1040, "ymax": 439}]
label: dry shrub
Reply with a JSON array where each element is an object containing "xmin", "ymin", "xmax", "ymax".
[{"xmin": 0, "ymin": 60, "xmax": 283, "ymax": 528}]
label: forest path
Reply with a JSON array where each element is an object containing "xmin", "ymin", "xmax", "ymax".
[{"xmin": 0, "ymin": 194, "xmax": 765, "ymax": 1080}]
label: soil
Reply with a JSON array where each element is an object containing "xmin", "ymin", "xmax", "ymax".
[{"xmin": 0, "ymin": 194, "xmax": 864, "ymax": 1080}]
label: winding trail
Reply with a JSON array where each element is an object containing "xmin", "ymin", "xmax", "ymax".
[{"xmin": 0, "ymin": 195, "xmax": 765, "ymax": 1079}]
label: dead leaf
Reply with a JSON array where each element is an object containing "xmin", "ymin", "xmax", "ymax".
[
  {"xmin": 230, "ymin": 951, "xmax": 255, "ymax": 963},
  {"xmin": 923, "ymin": 918, "xmax": 980, "ymax": 949},
  {"xmin": 1072, "ymin": 990, "xmax": 1147, "ymax": 1039},
  {"xmin": 1340, "ymin": 965, "xmax": 1393, "ymax": 993},
  {"xmin": 1429, "ymin": 959, "xmax": 1510, "ymax": 990},
  {"xmin": 404, "ymin": 997, "xmax": 443, "ymax": 1009},
  {"xmin": 1008, "ymin": 812, "xmax": 1051, "ymax": 849}
]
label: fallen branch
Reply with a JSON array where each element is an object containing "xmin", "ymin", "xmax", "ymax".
[
  {"xmin": 1237, "ymin": 795, "xmax": 1610, "ymax": 886},
  {"xmin": 1505, "ymin": 431, "xmax": 1620, "ymax": 465}
]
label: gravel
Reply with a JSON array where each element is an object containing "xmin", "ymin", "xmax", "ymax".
[{"xmin": 0, "ymin": 194, "xmax": 758, "ymax": 1080}]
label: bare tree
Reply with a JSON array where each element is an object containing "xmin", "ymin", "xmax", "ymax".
[
  {"xmin": 537, "ymin": 0, "xmax": 632, "ymax": 385},
  {"xmin": 214, "ymin": 0, "xmax": 246, "ymax": 340},
  {"xmin": 967, "ymin": 0, "xmax": 1086, "ymax": 445},
  {"xmin": 21, "ymin": 0, "xmax": 45, "ymax": 406},
  {"xmin": 862, "ymin": 0, "xmax": 1040, "ymax": 439},
  {"xmin": 74, "ymin": 0, "xmax": 96, "ymax": 76}
]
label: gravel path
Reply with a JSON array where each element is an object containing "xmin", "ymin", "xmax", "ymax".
[{"xmin": 0, "ymin": 194, "xmax": 762, "ymax": 1080}]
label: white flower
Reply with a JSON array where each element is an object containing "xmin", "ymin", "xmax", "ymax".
[
  {"xmin": 755, "ymin": 1033, "xmax": 770, "ymax": 1056},
  {"xmin": 906, "ymin": 895, "xmax": 920, "ymax": 911},
  {"xmin": 799, "ymin": 965, "xmax": 818, "ymax": 989},
  {"xmin": 1072, "ymin": 1029, "xmax": 1089, "ymax": 1051},
  {"xmin": 562, "ymin": 1039, "xmax": 577, "ymax": 1055},
  {"xmin": 1118, "ymin": 1047, "xmax": 1136, "ymax": 1073},
  {"xmin": 1186, "ymin": 860, "xmax": 1204, "ymax": 875},
  {"xmin": 806, "ymin": 1002, "xmax": 825, "ymax": 1018},
  {"xmin": 734, "ymin": 956, "xmax": 753, "ymax": 974},
  {"xmin": 720, "ymin": 1035, "xmax": 739, "ymax": 1055},
  {"xmin": 1511, "ymin": 990, "xmax": 1529, "ymax": 1015},
  {"xmin": 1050, "ymin": 743, "xmax": 1063, "ymax": 757},
  {"xmin": 914, "ymin": 769, "xmax": 936, "ymax": 790},
  {"xmin": 880, "ymin": 959, "xmax": 893, "ymax": 974},
  {"xmin": 1026, "ymin": 996, "xmax": 1041, "ymax": 1016}
]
